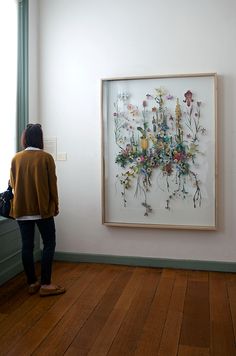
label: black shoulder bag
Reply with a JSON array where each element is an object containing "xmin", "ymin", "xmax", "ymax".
[{"xmin": 0, "ymin": 185, "xmax": 14, "ymax": 219}]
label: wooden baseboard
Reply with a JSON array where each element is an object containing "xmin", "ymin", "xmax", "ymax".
[{"xmin": 54, "ymin": 252, "xmax": 236, "ymax": 273}]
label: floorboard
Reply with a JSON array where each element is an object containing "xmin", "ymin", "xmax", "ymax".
[
  {"xmin": 209, "ymin": 272, "xmax": 236, "ymax": 356},
  {"xmin": 134, "ymin": 269, "xmax": 176, "ymax": 355},
  {"xmin": 157, "ymin": 270, "xmax": 188, "ymax": 356},
  {"xmin": 0, "ymin": 263, "xmax": 235, "ymax": 356},
  {"xmin": 179, "ymin": 271, "xmax": 210, "ymax": 348}
]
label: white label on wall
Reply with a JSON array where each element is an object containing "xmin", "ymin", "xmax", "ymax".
[{"xmin": 44, "ymin": 137, "xmax": 57, "ymax": 160}]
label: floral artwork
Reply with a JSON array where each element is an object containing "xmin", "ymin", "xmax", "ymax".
[{"xmin": 102, "ymin": 75, "xmax": 217, "ymax": 229}]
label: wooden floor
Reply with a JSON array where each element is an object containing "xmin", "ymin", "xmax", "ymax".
[{"xmin": 0, "ymin": 262, "xmax": 236, "ymax": 356}]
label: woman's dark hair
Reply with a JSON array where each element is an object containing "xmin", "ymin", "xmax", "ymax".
[{"xmin": 21, "ymin": 123, "xmax": 44, "ymax": 149}]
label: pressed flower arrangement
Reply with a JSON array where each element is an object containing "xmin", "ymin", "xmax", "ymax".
[{"xmin": 102, "ymin": 74, "xmax": 217, "ymax": 229}]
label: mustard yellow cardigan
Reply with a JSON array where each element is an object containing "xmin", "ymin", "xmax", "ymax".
[{"xmin": 10, "ymin": 150, "xmax": 59, "ymax": 219}]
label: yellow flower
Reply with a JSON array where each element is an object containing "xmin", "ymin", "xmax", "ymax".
[
  {"xmin": 175, "ymin": 98, "xmax": 182, "ymax": 120},
  {"xmin": 140, "ymin": 138, "xmax": 148, "ymax": 150}
]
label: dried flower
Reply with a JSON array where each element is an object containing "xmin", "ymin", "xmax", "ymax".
[
  {"xmin": 175, "ymin": 98, "xmax": 182, "ymax": 121},
  {"xmin": 183, "ymin": 90, "xmax": 193, "ymax": 107},
  {"xmin": 155, "ymin": 87, "xmax": 166, "ymax": 97},
  {"xmin": 118, "ymin": 92, "xmax": 130, "ymax": 101},
  {"xmin": 114, "ymin": 85, "xmax": 205, "ymax": 215}
]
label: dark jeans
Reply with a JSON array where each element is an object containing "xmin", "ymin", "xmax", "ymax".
[{"xmin": 17, "ymin": 217, "xmax": 56, "ymax": 285}]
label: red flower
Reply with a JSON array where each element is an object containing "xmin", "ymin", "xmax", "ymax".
[
  {"xmin": 174, "ymin": 152, "xmax": 182, "ymax": 161},
  {"xmin": 164, "ymin": 163, "xmax": 173, "ymax": 175}
]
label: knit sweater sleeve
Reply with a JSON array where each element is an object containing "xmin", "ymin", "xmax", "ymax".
[{"xmin": 47, "ymin": 154, "xmax": 59, "ymax": 214}]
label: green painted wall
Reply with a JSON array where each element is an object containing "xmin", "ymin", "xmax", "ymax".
[{"xmin": 0, "ymin": 219, "xmax": 40, "ymax": 285}]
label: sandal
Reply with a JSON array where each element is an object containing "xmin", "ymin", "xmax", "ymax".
[{"xmin": 39, "ymin": 285, "xmax": 66, "ymax": 297}]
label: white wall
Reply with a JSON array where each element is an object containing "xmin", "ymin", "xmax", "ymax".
[
  {"xmin": 30, "ymin": 0, "xmax": 236, "ymax": 262},
  {"xmin": 28, "ymin": 0, "xmax": 38, "ymax": 123}
]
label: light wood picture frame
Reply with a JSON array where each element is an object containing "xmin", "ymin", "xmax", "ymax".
[{"xmin": 101, "ymin": 73, "xmax": 217, "ymax": 230}]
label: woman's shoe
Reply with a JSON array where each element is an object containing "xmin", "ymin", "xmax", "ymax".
[
  {"xmin": 39, "ymin": 285, "xmax": 66, "ymax": 297},
  {"xmin": 28, "ymin": 281, "xmax": 41, "ymax": 295}
]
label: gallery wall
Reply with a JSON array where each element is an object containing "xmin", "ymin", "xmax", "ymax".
[{"xmin": 29, "ymin": 0, "xmax": 236, "ymax": 263}]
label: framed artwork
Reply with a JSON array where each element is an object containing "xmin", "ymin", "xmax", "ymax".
[{"xmin": 101, "ymin": 73, "xmax": 217, "ymax": 230}]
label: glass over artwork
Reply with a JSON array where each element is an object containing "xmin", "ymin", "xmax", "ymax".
[{"xmin": 102, "ymin": 74, "xmax": 217, "ymax": 229}]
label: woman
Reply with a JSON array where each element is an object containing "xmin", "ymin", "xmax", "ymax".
[{"xmin": 10, "ymin": 123, "xmax": 65, "ymax": 296}]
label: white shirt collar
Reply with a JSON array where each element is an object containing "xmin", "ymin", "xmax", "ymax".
[{"xmin": 25, "ymin": 147, "xmax": 41, "ymax": 150}]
